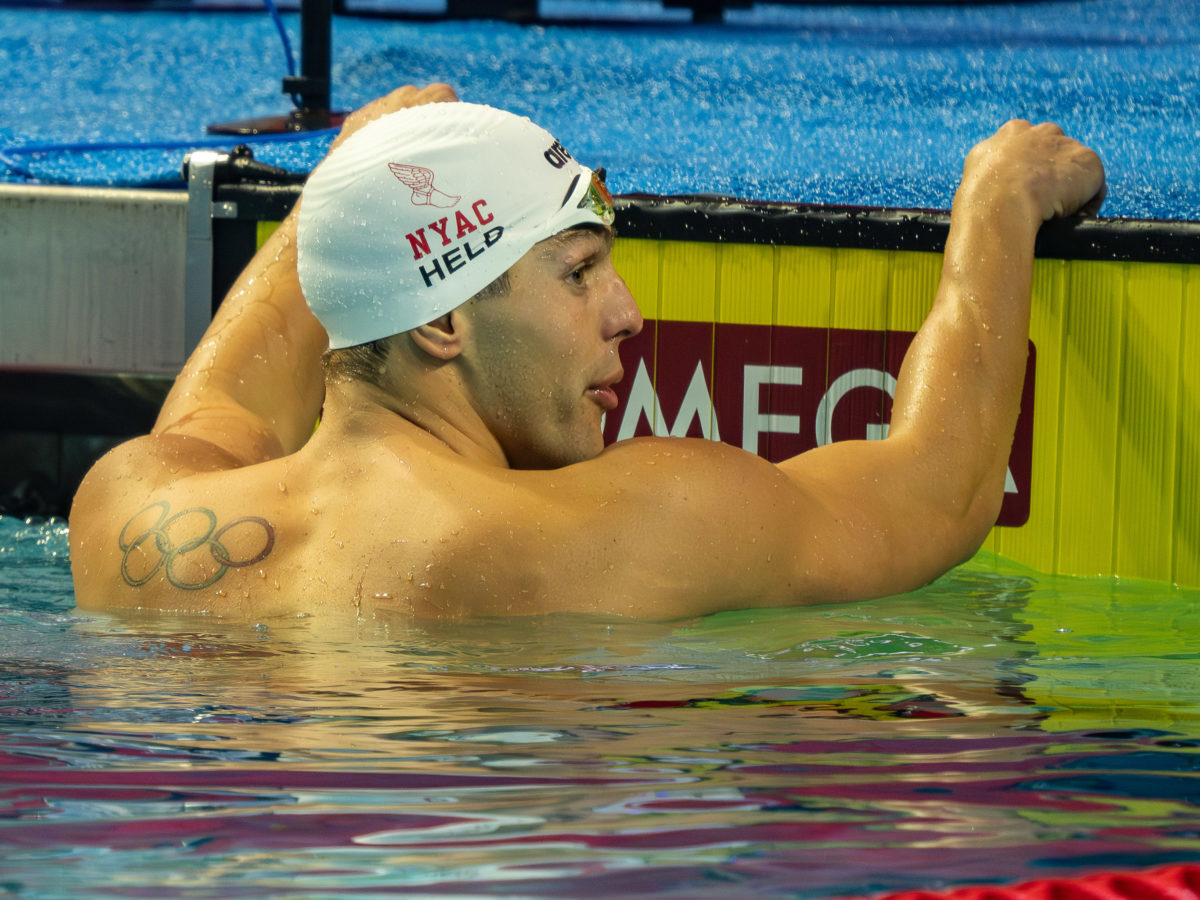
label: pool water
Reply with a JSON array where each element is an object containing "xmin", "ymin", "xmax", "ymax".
[
  {"xmin": 3, "ymin": 515, "xmax": 1200, "ymax": 899},
  {"xmin": 3, "ymin": 0, "xmax": 1199, "ymax": 219}
]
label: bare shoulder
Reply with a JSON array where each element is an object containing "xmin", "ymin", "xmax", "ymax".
[
  {"xmin": 435, "ymin": 433, "xmax": 971, "ymax": 619},
  {"xmin": 71, "ymin": 432, "xmax": 254, "ymax": 539},
  {"xmin": 68, "ymin": 434, "xmax": 290, "ymax": 613},
  {"xmin": 429, "ymin": 436, "xmax": 817, "ymax": 619},
  {"xmin": 66, "ymin": 429, "xmax": 962, "ymax": 621}
]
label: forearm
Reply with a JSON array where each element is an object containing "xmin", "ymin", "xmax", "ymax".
[
  {"xmin": 150, "ymin": 85, "xmax": 461, "ymax": 468},
  {"xmin": 155, "ymin": 205, "xmax": 329, "ymax": 464},
  {"xmin": 773, "ymin": 123, "xmax": 1103, "ymax": 599},
  {"xmin": 888, "ymin": 184, "xmax": 1042, "ymax": 525},
  {"xmin": 770, "ymin": 187, "xmax": 1043, "ymax": 600}
]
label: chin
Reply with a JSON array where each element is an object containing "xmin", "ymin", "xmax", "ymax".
[
  {"xmin": 505, "ymin": 413, "xmax": 607, "ymax": 469},
  {"xmin": 520, "ymin": 435, "xmax": 605, "ymax": 470},
  {"xmin": 573, "ymin": 428, "xmax": 608, "ymax": 465},
  {"xmin": 547, "ymin": 444, "xmax": 604, "ymax": 470}
]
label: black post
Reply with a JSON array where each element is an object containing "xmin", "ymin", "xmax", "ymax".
[
  {"xmin": 208, "ymin": 0, "xmax": 344, "ymax": 135},
  {"xmin": 282, "ymin": 0, "xmax": 335, "ymax": 125}
]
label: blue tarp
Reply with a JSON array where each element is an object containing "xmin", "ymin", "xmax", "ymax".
[{"xmin": 1, "ymin": 0, "xmax": 1197, "ymax": 219}]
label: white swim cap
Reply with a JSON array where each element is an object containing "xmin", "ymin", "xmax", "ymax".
[{"xmin": 297, "ymin": 101, "xmax": 615, "ymax": 349}]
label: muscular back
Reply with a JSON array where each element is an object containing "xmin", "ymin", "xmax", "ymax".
[
  {"xmin": 71, "ymin": 394, "xmax": 998, "ymax": 622},
  {"xmin": 70, "ymin": 415, "xmax": 798, "ymax": 620}
]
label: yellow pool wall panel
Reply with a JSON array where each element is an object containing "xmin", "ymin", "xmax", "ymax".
[
  {"xmin": 993, "ymin": 258, "xmax": 1069, "ymax": 573},
  {"xmin": 611, "ymin": 236, "xmax": 1200, "ymax": 589}
]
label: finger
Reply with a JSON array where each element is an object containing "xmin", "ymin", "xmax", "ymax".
[
  {"xmin": 1031, "ymin": 121, "xmax": 1065, "ymax": 137},
  {"xmin": 1065, "ymin": 145, "xmax": 1106, "ymax": 217},
  {"xmin": 331, "ymin": 84, "xmax": 458, "ymax": 149},
  {"xmin": 416, "ymin": 82, "xmax": 459, "ymax": 104},
  {"xmin": 364, "ymin": 84, "xmax": 423, "ymax": 117},
  {"xmin": 359, "ymin": 83, "xmax": 457, "ymax": 120},
  {"xmin": 1077, "ymin": 181, "xmax": 1107, "ymax": 218}
]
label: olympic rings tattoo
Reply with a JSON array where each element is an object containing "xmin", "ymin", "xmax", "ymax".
[{"xmin": 118, "ymin": 500, "xmax": 276, "ymax": 590}]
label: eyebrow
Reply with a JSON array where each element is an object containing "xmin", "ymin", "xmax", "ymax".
[{"xmin": 541, "ymin": 224, "xmax": 615, "ymax": 257}]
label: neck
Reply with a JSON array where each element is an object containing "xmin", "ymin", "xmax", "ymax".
[{"xmin": 317, "ymin": 375, "xmax": 509, "ymax": 467}]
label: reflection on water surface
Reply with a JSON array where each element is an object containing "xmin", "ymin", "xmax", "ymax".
[{"xmin": 2, "ymin": 517, "xmax": 1200, "ymax": 899}]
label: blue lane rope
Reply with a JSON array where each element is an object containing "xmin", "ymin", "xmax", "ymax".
[
  {"xmin": 0, "ymin": 128, "xmax": 340, "ymax": 183},
  {"xmin": 0, "ymin": 0, "xmax": 312, "ymax": 183},
  {"xmin": 4, "ymin": 129, "xmax": 338, "ymax": 157}
]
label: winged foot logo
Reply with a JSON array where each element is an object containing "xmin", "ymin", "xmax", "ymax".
[
  {"xmin": 388, "ymin": 163, "xmax": 461, "ymax": 208},
  {"xmin": 391, "ymin": 163, "xmax": 503, "ymax": 288}
]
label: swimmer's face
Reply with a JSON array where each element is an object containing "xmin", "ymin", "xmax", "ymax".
[{"xmin": 458, "ymin": 226, "xmax": 642, "ymax": 469}]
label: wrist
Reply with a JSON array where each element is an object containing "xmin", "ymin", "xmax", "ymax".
[{"xmin": 952, "ymin": 176, "xmax": 1043, "ymax": 230}]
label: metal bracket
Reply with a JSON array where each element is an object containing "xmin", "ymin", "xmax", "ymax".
[{"xmin": 183, "ymin": 149, "xmax": 232, "ymax": 357}]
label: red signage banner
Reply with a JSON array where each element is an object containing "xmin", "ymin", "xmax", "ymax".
[{"xmin": 604, "ymin": 321, "xmax": 1035, "ymax": 527}]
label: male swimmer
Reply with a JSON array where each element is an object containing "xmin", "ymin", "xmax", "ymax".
[{"xmin": 69, "ymin": 83, "xmax": 1105, "ymax": 619}]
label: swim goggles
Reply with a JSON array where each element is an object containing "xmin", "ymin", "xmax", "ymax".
[{"xmin": 578, "ymin": 168, "xmax": 616, "ymax": 226}]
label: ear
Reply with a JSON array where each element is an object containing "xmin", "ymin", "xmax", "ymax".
[{"xmin": 410, "ymin": 312, "xmax": 464, "ymax": 361}]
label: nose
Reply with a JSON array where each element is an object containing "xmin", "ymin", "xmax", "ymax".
[{"xmin": 605, "ymin": 271, "xmax": 643, "ymax": 343}]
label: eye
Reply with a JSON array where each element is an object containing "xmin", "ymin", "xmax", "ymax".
[{"xmin": 565, "ymin": 264, "xmax": 589, "ymax": 286}]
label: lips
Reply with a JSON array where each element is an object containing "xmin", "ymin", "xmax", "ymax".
[
  {"xmin": 587, "ymin": 384, "xmax": 620, "ymax": 411},
  {"xmin": 587, "ymin": 369, "xmax": 623, "ymax": 412}
]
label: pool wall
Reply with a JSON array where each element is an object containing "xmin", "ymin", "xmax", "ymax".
[{"xmin": 0, "ymin": 185, "xmax": 189, "ymax": 373}]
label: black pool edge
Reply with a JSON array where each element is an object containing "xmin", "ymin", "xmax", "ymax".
[
  {"xmin": 218, "ymin": 178, "xmax": 1200, "ymax": 265},
  {"xmin": 615, "ymin": 194, "xmax": 1200, "ymax": 264}
]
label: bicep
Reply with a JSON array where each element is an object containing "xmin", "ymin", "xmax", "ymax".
[
  {"xmin": 154, "ymin": 400, "xmax": 290, "ymax": 468},
  {"xmin": 776, "ymin": 435, "xmax": 995, "ymax": 598},
  {"xmin": 570, "ymin": 436, "xmax": 986, "ymax": 614},
  {"xmin": 493, "ymin": 440, "xmax": 863, "ymax": 616}
]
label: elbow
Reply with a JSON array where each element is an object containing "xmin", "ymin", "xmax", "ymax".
[
  {"xmin": 896, "ymin": 475, "xmax": 1004, "ymax": 592},
  {"xmin": 943, "ymin": 480, "xmax": 1005, "ymax": 566}
]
